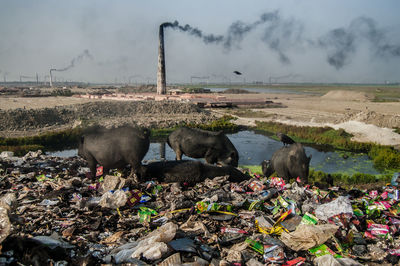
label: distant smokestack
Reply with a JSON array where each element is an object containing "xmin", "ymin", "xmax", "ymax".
[
  {"xmin": 49, "ymin": 69, "xmax": 55, "ymax": 87},
  {"xmin": 157, "ymin": 24, "xmax": 166, "ymax": 95}
]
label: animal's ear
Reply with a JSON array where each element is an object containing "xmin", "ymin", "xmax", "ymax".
[{"xmin": 262, "ymin": 160, "xmax": 270, "ymax": 167}]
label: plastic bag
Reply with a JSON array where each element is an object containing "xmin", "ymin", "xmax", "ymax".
[
  {"xmin": 314, "ymin": 196, "xmax": 353, "ymax": 221},
  {"xmin": 280, "ymin": 224, "xmax": 339, "ymax": 251}
]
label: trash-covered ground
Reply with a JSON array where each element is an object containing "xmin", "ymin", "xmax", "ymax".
[{"xmin": 0, "ymin": 150, "xmax": 399, "ymax": 265}]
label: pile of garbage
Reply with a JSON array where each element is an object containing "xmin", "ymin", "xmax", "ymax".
[{"xmin": 0, "ymin": 150, "xmax": 399, "ymax": 265}]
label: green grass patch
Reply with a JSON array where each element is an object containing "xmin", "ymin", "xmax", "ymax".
[
  {"xmin": 150, "ymin": 128, "xmax": 176, "ymax": 141},
  {"xmin": 0, "ymin": 128, "xmax": 83, "ymax": 155},
  {"xmin": 187, "ymin": 115, "xmax": 240, "ymax": 133},
  {"xmin": 240, "ymin": 165, "xmax": 263, "ymax": 175},
  {"xmin": 308, "ymin": 169, "xmax": 391, "ymax": 187}
]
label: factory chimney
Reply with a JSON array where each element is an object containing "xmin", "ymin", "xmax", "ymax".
[
  {"xmin": 157, "ymin": 25, "xmax": 166, "ymax": 95},
  {"xmin": 49, "ymin": 69, "xmax": 55, "ymax": 87}
]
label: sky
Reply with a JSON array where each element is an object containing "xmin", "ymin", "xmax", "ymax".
[{"xmin": 0, "ymin": 0, "xmax": 400, "ymax": 84}]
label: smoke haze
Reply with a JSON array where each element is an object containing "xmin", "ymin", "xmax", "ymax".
[
  {"xmin": 318, "ymin": 16, "xmax": 400, "ymax": 69},
  {"xmin": 0, "ymin": 0, "xmax": 399, "ymax": 83}
]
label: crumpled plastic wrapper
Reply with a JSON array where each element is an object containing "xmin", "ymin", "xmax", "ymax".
[
  {"xmin": 0, "ymin": 205, "xmax": 11, "ymax": 244},
  {"xmin": 314, "ymin": 196, "xmax": 353, "ymax": 221},
  {"xmin": 280, "ymin": 224, "xmax": 339, "ymax": 251},
  {"xmin": 0, "ymin": 193, "xmax": 16, "ymax": 244},
  {"xmin": 180, "ymin": 216, "xmax": 210, "ymax": 237},
  {"xmin": 104, "ymin": 222, "xmax": 178, "ymax": 263},
  {"xmin": 100, "ymin": 175, "xmax": 127, "ymax": 193},
  {"xmin": 314, "ymin": 254, "xmax": 363, "ymax": 266},
  {"xmin": 99, "ymin": 190, "xmax": 128, "ymax": 209},
  {"xmin": 368, "ymin": 243, "xmax": 388, "ymax": 261},
  {"xmin": 282, "ymin": 182, "xmax": 306, "ymax": 202},
  {"xmin": 132, "ymin": 242, "xmax": 169, "ymax": 260}
]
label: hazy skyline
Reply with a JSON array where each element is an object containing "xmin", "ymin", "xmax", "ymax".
[{"xmin": 1, "ymin": 0, "xmax": 400, "ymax": 84}]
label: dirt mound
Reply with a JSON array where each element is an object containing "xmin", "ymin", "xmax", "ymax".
[
  {"xmin": 0, "ymin": 101, "xmax": 216, "ymax": 136},
  {"xmin": 321, "ymin": 90, "xmax": 374, "ymax": 102}
]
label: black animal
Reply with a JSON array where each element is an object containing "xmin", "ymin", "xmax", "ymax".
[
  {"xmin": 167, "ymin": 127, "xmax": 239, "ymax": 167},
  {"xmin": 78, "ymin": 126, "xmax": 150, "ymax": 180},
  {"xmin": 141, "ymin": 160, "xmax": 249, "ymax": 186},
  {"xmin": 276, "ymin": 132, "xmax": 295, "ymax": 146},
  {"xmin": 262, "ymin": 143, "xmax": 311, "ymax": 183},
  {"xmin": 233, "ymin": 71, "xmax": 242, "ymax": 75}
]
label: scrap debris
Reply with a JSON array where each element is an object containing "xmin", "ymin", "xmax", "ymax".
[{"xmin": 0, "ymin": 150, "xmax": 399, "ymax": 265}]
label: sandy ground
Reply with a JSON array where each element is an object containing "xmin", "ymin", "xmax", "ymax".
[
  {"xmin": 1, "ymin": 91, "xmax": 400, "ymax": 146},
  {"xmin": 0, "ymin": 96, "xmax": 101, "ymax": 109},
  {"xmin": 220, "ymin": 91, "xmax": 400, "ymax": 146}
]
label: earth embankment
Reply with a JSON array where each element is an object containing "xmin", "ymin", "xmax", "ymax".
[{"xmin": 0, "ymin": 101, "xmax": 217, "ymax": 137}]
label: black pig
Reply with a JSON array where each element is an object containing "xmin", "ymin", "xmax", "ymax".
[
  {"xmin": 78, "ymin": 126, "xmax": 150, "ymax": 180},
  {"xmin": 141, "ymin": 160, "xmax": 249, "ymax": 186},
  {"xmin": 167, "ymin": 127, "xmax": 239, "ymax": 167},
  {"xmin": 262, "ymin": 143, "xmax": 311, "ymax": 183}
]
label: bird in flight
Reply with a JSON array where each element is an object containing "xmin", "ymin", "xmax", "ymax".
[{"xmin": 233, "ymin": 71, "xmax": 242, "ymax": 75}]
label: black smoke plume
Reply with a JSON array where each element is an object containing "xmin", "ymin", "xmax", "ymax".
[
  {"xmin": 162, "ymin": 13, "xmax": 400, "ymax": 70},
  {"xmin": 53, "ymin": 49, "xmax": 93, "ymax": 72},
  {"xmin": 223, "ymin": 12, "xmax": 280, "ymax": 49},
  {"xmin": 161, "ymin": 21, "xmax": 224, "ymax": 44},
  {"xmin": 161, "ymin": 11, "xmax": 303, "ymax": 64},
  {"xmin": 319, "ymin": 16, "xmax": 400, "ymax": 69}
]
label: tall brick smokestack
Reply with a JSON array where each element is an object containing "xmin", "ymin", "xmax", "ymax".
[{"xmin": 157, "ymin": 24, "xmax": 166, "ymax": 95}]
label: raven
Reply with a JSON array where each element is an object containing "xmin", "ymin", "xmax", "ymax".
[{"xmin": 276, "ymin": 132, "xmax": 295, "ymax": 146}]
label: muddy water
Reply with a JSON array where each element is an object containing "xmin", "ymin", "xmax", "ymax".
[{"xmin": 49, "ymin": 131, "xmax": 379, "ymax": 175}]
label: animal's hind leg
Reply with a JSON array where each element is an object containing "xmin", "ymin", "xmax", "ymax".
[
  {"xmin": 175, "ymin": 148, "xmax": 183, "ymax": 161},
  {"xmin": 128, "ymin": 161, "xmax": 142, "ymax": 183},
  {"xmin": 86, "ymin": 155, "xmax": 98, "ymax": 180}
]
